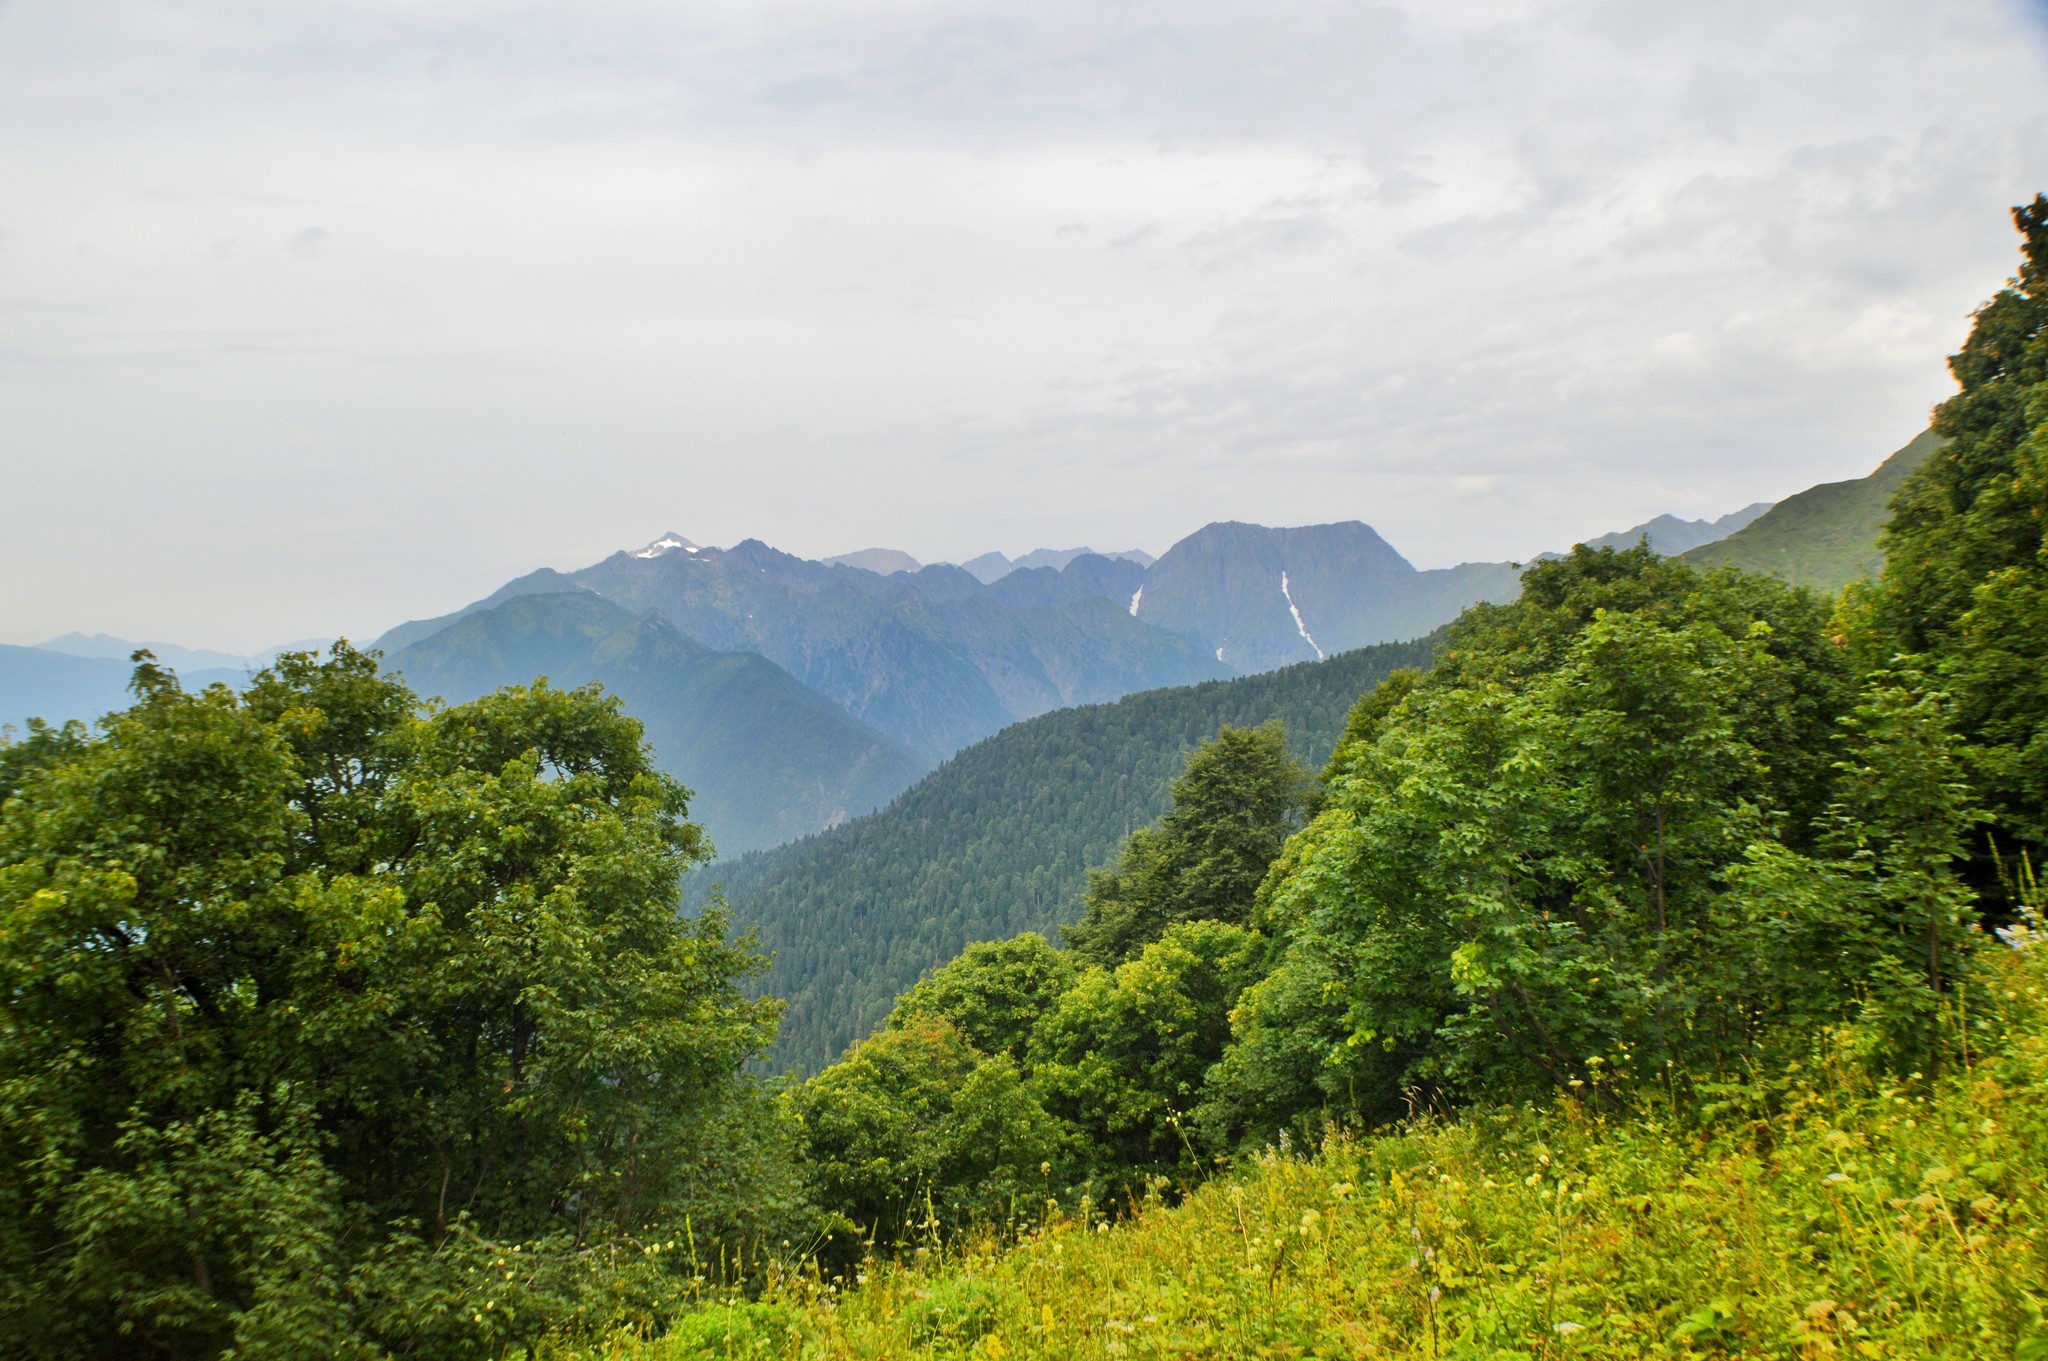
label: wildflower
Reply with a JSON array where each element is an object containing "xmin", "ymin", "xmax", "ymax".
[{"xmin": 1330, "ymin": 1182, "xmax": 1354, "ymax": 1199}]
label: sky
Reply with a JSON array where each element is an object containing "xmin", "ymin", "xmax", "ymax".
[{"xmin": 4, "ymin": 0, "xmax": 2048, "ymax": 651}]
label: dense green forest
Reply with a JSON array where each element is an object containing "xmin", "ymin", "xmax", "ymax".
[
  {"xmin": 710, "ymin": 637, "xmax": 1438, "ymax": 1074},
  {"xmin": 2, "ymin": 195, "xmax": 2046, "ymax": 1359}
]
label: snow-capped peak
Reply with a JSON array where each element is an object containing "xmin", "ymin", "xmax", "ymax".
[{"xmin": 629, "ymin": 532, "xmax": 700, "ymax": 560}]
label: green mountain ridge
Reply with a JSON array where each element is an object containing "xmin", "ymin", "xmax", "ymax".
[
  {"xmin": 384, "ymin": 590, "xmax": 928, "ymax": 857},
  {"xmin": 709, "ymin": 635, "xmax": 1440, "ymax": 1074},
  {"xmin": 1680, "ymin": 430, "xmax": 1943, "ymax": 590}
]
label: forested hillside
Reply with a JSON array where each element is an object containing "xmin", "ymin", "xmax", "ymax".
[{"xmin": 714, "ymin": 635, "xmax": 1439, "ymax": 1073}]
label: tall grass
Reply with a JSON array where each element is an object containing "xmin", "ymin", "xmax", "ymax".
[{"xmin": 552, "ymin": 937, "xmax": 2048, "ymax": 1359}]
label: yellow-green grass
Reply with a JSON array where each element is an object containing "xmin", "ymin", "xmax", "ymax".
[{"xmin": 558, "ymin": 942, "xmax": 2048, "ymax": 1360}]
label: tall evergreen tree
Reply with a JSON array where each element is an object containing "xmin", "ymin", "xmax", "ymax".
[{"xmin": 1064, "ymin": 723, "xmax": 1312, "ymax": 966}]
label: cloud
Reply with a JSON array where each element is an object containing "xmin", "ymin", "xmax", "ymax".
[
  {"xmin": 1183, "ymin": 210, "xmax": 1340, "ymax": 273},
  {"xmin": 0, "ymin": 0, "xmax": 2045, "ymax": 646},
  {"xmin": 287, "ymin": 225, "xmax": 332, "ymax": 259}
]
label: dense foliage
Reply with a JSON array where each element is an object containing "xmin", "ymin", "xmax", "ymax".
[
  {"xmin": 0, "ymin": 648, "xmax": 785, "ymax": 1358},
  {"xmin": 1872, "ymin": 193, "xmax": 2048, "ymax": 854},
  {"xmin": 564, "ymin": 933, "xmax": 2048, "ymax": 1360},
  {"xmin": 1064, "ymin": 722, "xmax": 1310, "ymax": 966},
  {"xmin": 715, "ymin": 637, "xmax": 1438, "ymax": 1074},
  {"xmin": 784, "ymin": 723, "xmax": 1306, "ymax": 1239}
]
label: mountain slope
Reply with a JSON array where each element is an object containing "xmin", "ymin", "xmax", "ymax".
[
  {"xmin": 822, "ymin": 548, "xmax": 921, "ymax": 575},
  {"xmin": 569, "ymin": 539, "xmax": 1228, "ymax": 762},
  {"xmin": 1135, "ymin": 521, "xmax": 1518, "ymax": 674},
  {"xmin": 384, "ymin": 591, "xmax": 928, "ymax": 856},
  {"xmin": 710, "ymin": 635, "xmax": 1440, "ymax": 1073},
  {"xmin": 1680, "ymin": 431, "xmax": 1943, "ymax": 590},
  {"xmin": 2, "ymin": 645, "xmax": 248, "ymax": 732},
  {"xmin": 373, "ymin": 567, "xmax": 585, "ymax": 655}
]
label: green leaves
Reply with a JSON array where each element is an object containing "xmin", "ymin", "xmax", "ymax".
[
  {"xmin": 1874, "ymin": 194, "xmax": 2048, "ymax": 853},
  {"xmin": 0, "ymin": 646, "xmax": 779, "ymax": 1357},
  {"xmin": 1224, "ymin": 546, "xmax": 1881, "ymax": 1133},
  {"xmin": 1065, "ymin": 723, "xmax": 1311, "ymax": 967}
]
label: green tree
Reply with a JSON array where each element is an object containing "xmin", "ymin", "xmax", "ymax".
[
  {"xmin": 1873, "ymin": 194, "xmax": 2048, "ymax": 853},
  {"xmin": 788, "ymin": 1017, "xmax": 1066, "ymax": 1240},
  {"xmin": 1064, "ymin": 724, "xmax": 1312, "ymax": 966},
  {"xmin": 1720, "ymin": 675, "xmax": 1982, "ymax": 1071},
  {"xmin": 0, "ymin": 648, "xmax": 779, "ymax": 1359},
  {"xmin": 1214, "ymin": 549, "xmax": 1860, "ymax": 1136},
  {"xmin": 887, "ymin": 933, "xmax": 1076, "ymax": 1063},
  {"xmin": 1028, "ymin": 920, "xmax": 1269, "ymax": 1185}
]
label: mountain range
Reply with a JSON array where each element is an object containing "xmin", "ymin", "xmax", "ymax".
[
  {"xmin": 19, "ymin": 432, "xmax": 1949, "ymax": 857},
  {"xmin": 381, "ymin": 589, "xmax": 925, "ymax": 855}
]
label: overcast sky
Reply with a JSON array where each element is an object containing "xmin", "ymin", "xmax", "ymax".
[{"xmin": 5, "ymin": 0, "xmax": 2048, "ymax": 650}]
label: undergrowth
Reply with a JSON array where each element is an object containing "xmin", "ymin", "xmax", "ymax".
[{"xmin": 550, "ymin": 939, "xmax": 2048, "ymax": 1359}]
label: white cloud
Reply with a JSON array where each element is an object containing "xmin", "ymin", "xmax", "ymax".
[{"xmin": 0, "ymin": 0, "xmax": 2045, "ymax": 646}]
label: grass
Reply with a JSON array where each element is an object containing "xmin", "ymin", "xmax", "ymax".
[{"xmin": 551, "ymin": 937, "xmax": 2048, "ymax": 1360}]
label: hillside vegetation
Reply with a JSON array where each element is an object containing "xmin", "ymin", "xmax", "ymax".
[
  {"xmin": 713, "ymin": 636, "xmax": 1437, "ymax": 1074},
  {"xmin": 1680, "ymin": 430, "xmax": 1942, "ymax": 591},
  {"xmin": 566, "ymin": 934, "xmax": 2048, "ymax": 1359}
]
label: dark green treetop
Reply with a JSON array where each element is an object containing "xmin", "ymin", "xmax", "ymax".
[{"xmin": 1063, "ymin": 722, "xmax": 1312, "ymax": 966}]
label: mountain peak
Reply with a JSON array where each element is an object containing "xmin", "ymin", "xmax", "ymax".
[
  {"xmin": 628, "ymin": 532, "xmax": 700, "ymax": 560},
  {"xmin": 823, "ymin": 547, "xmax": 923, "ymax": 576}
]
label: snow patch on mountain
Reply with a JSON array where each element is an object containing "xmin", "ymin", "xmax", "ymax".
[
  {"xmin": 1280, "ymin": 571, "xmax": 1324, "ymax": 661},
  {"xmin": 1129, "ymin": 585, "xmax": 1144, "ymax": 617},
  {"xmin": 630, "ymin": 532, "xmax": 698, "ymax": 560}
]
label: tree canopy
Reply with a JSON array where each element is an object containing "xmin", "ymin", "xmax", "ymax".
[
  {"xmin": 1872, "ymin": 194, "xmax": 2048, "ymax": 855},
  {"xmin": 0, "ymin": 647, "xmax": 780, "ymax": 1359}
]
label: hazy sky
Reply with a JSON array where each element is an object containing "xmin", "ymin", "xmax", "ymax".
[{"xmin": 5, "ymin": 0, "xmax": 2048, "ymax": 650}]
